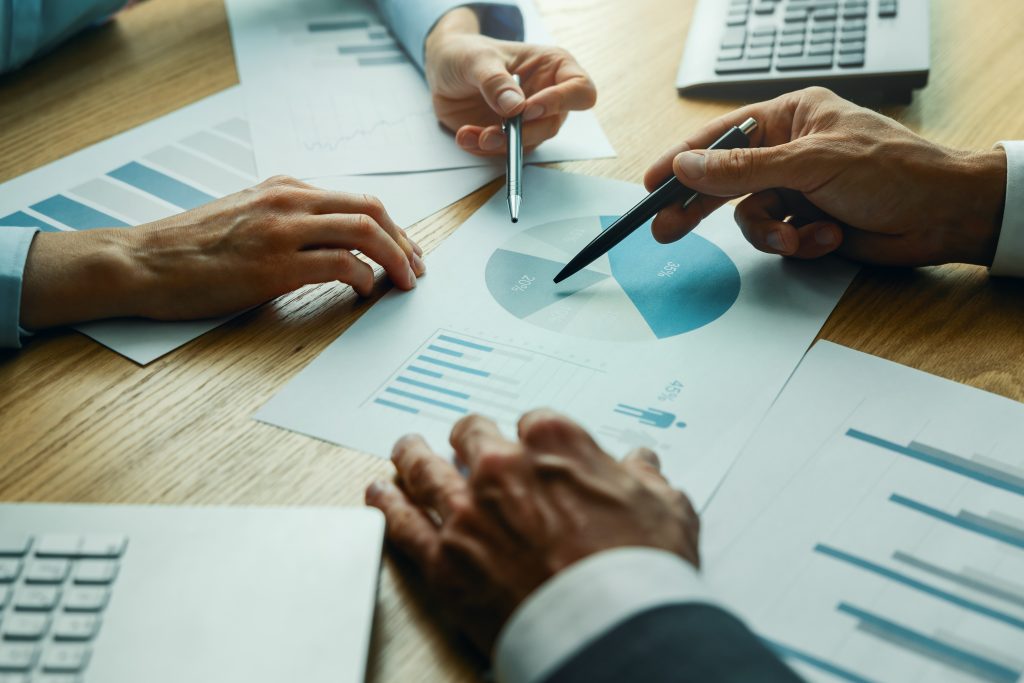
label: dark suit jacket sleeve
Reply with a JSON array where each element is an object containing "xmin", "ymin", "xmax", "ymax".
[{"xmin": 543, "ymin": 603, "xmax": 803, "ymax": 683}]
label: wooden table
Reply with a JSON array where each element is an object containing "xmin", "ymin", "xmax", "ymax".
[{"xmin": 2, "ymin": 1, "xmax": 1023, "ymax": 680}]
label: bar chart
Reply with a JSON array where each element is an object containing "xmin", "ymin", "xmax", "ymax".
[
  {"xmin": 703, "ymin": 343, "xmax": 1024, "ymax": 683},
  {"xmin": 366, "ymin": 330, "xmax": 603, "ymax": 430}
]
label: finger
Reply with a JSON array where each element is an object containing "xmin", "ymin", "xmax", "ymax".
[
  {"xmin": 622, "ymin": 448, "xmax": 672, "ymax": 488},
  {"xmin": 517, "ymin": 409, "xmax": 606, "ymax": 462},
  {"xmin": 734, "ymin": 191, "xmax": 802, "ymax": 256},
  {"xmin": 650, "ymin": 193, "xmax": 730, "ymax": 244},
  {"xmin": 293, "ymin": 249, "xmax": 376, "ymax": 297},
  {"xmin": 790, "ymin": 221, "xmax": 844, "ymax": 259},
  {"xmin": 302, "ymin": 190, "xmax": 423, "ymax": 276},
  {"xmin": 391, "ymin": 434, "xmax": 469, "ymax": 520},
  {"xmin": 520, "ymin": 70, "xmax": 597, "ymax": 122},
  {"xmin": 478, "ymin": 113, "xmax": 567, "ymax": 152},
  {"xmin": 673, "ymin": 141, "xmax": 817, "ymax": 198},
  {"xmin": 300, "ymin": 214, "xmax": 417, "ymax": 290},
  {"xmin": 449, "ymin": 414, "xmax": 517, "ymax": 473},
  {"xmin": 366, "ymin": 479, "xmax": 441, "ymax": 567},
  {"xmin": 469, "ymin": 57, "xmax": 526, "ymax": 118}
]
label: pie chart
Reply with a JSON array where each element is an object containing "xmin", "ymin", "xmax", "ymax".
[{"xmin": 484, "ymin": 216, "xmax": 741, "ymax": 341}]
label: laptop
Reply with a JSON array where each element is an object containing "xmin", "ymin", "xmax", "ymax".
[{"xmin": 0, "ymin": 504, "xmax": 384, "ymax": 683}]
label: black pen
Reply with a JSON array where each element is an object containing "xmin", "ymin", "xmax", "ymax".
[{"xmin": 553, "ymin": 117, "xmax": 758, "ymax": 283}]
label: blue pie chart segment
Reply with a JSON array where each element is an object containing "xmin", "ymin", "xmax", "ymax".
[{"xmin": 603, "ymin": 215, "xmax": 740, "ymax": 338}]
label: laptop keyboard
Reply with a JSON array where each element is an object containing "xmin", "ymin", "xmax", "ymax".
[
  {"xmin": 716, "ymin": 0, "xmax": 898, "ymax": 74},
  {"xmin": 0, "ymin": 534, "xmax": 127, "ymax": 683}
]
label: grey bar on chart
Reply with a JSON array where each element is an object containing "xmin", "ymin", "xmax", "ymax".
[
  {"xmin": 70, "ymin": 178, "xmax": 173, "ymax": 224},
  {"xmin": 145, "ymin": 146, "xmax": 252, "ymax": 196},
  {"xmin": 973, "ymin": 455, "xmax": 1024, "ymax": 481},
  {"xmin": 958, "ymin": 511, "xmax": 1024, "ymax": 545},
  {"xmin": 987, "ymin": 510, "xmax": 1024, "ymax": 534},
  {"xmin": 308, "ymin": 19, "xmax": 370, "ymax": 32},
  {"xmin": 338, "ymin": 43, "xmax": 400, "ymax": 55},
  {"xmin": 214, "ymin": 118, "xmax": 252, "ymax": 143},
  {"xmin": 439, "ymin": 376, "xmax": 520, "ymax": 400},
  {"xmin": 358, "ymin": 55, "xmax": 409, "ymax": 67},
  {"xmin": 935, "ymin": 631, "xmax": 1024, "ymax": 674},
  {"xmin": 909, "ymin": 440, "xmax": 1024, "ymax": 495},
  {"xmin": 892, "ymin": 551, "xmax": 1024, "ymax": 609},
  {"xmin": 180, "ymin": 131, "xmax": 257, "ymax": 177}
]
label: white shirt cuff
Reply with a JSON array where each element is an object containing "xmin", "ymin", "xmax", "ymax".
[
  {"xmin": 990, "ymin": 141, "xmax": 1024, "ymax": 277},
  {"xmin": 493, "ymin": 547, "xmax": 714, "ymax": 683},
  {"xmin": 0, "ymin": 227, "xmax": 40, "ymax": 349}
]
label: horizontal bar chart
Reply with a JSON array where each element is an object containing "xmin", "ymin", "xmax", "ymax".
[
  {"xmin": 890, "ymin": 494, "xmax": 1024, "ymax": 550},
  {"xmin": 892, "ymin": 551, "xmax": 1024, "ymax": 609}
]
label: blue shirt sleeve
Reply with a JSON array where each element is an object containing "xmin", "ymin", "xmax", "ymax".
[
  {"xmin": 372, "ymin": 0, "xmax": 524, "ymax": 71},
  {"xmin": 1, "ymin": 0, "xmax": 129, "ymax": 75},
  {"xmin": 0, "ymin": 227, "xmax": 39, "ymax": 349}
]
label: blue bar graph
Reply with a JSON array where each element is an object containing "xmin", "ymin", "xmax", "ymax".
[
  {"xmin": 0, "ymin": 211, "xmax": 61, "ymax": 232},
  {"xmin": 108, "ymin": 162, "xmax": 215, "ymax": 210},
  {"xmin": 30, "ymin": 195, "xmax": 127, "ymax": 230},
  {"xmin": 438, "ymin": 334, "xmax": 493, "ymax": 352},
  {"xmin": 427, "ymin": 344, "xmax": 463, "ymax": 358},
  {"xmin": 846, "ymin": 429, "xmax": 1024, "ymax": 497},
  {"xmin": 384, "ymin": 387, "xmax": 467, "ymax": 414},
  {"xmin": 374, "ymin": 398, "xmax": 417, "ymax": 414},
  {"xmin": 417, "ymin": 355, "xmax": 490, "ymax": 377},
  {"xmin": 815, "ymin": 544, "xmax": 1024, "ymax": 630},
  {"xmin": 407, "ymin": 366, "xmax": 443, "ymax": 379},
  {"xmin": 890, "ymin": 495, "xmax": 1024, "ymax": 550},
  {"xmin": 764, "ymin": 639, "xmax": 879, "ymax": 683},
  {"xmin": 837, "ymin": 603, "xmax": 1021, "ymax": 683},
  {"xmin": 395, "ymin": 377, "xmax": 469, "ymax": 400}
]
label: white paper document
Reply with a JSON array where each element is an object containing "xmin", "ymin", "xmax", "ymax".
[
  {"xmin": 257, "ymin": 168, "xmax": 857, "ymax": 507},
  {"xmin": 224, "ymin": 0, "xmax": 616, "ymax": 177},
  {"xmin": 0, "ymin": 87, "xmax": 499, "ymax": 365},
  {"xmin": 703, "ymin": 342, "xmax": 1024, "ymax": 683}
]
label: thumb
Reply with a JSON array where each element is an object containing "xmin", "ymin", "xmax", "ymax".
[
  {"xmin": 470, "ymin": 59, "xmax": 526, "ymax": 118},
  {"xmin": 673, "ymin": 144, "xmax": 809, "ymax": 197}
]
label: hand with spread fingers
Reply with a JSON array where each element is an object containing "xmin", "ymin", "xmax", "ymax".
[
  {"xmin": 364, "ymin": 409, "xmax": 700, "ymax": 655},
  {"xmin": 424, "ymin": 8, "xmax": 597, "ymax": 156},
  {"xmin": 643, "ymin": 86, "xmax": 1007, "ymax": 267}
]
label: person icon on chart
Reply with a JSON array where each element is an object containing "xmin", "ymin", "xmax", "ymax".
[{"xmin": 614, "ymin": 404, "xmax": 687, "ymax": 429}]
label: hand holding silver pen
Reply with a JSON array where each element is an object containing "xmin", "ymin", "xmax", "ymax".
[{"xmin": 504, "ymin": 74, "xmax": 524, "ymax": 223}]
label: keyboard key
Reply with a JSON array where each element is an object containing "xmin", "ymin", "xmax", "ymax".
[
  {"xmin": 62, "ymin": 588, "xmax": 108, "ymax": 613},
  {"xmin": 78, "ymin": 536, "xmax": 127, "ymax": 559},
  {"xmin": 0, "ymin": 673, "xmax": 29, "ymax": 683},
  {"xmin": 807, "ymin": 42, "xmax": 834, "ymax": 55},
  {"xmin": 839, "ymin": 41, "xmax": 865, "ymax": 53},
  {"xmin": 52, "ymin": 615, "xmax": 100, "ymax": 642},
  {"xmin": 778, "ymin": 44, "xmax": 804, "ymax": 57},
  {"xmin": 809, "ymin": 32, "xmax": 835, "ymax": 44},
  {"xmin": 747, "ymin": 45, "xmax": 773, "ymax": 59},
  {"xmin": 838, "ymin": 51, "xmax": 865, "ymax": 67},
  {"xmin": 72, "ymin": 561, "xmax": 118, "ymax": 586},
  {"xmin": 840, "ymin": 29, "xmax": 866, "ymax": 41},
  {"xmin": 842, "ymin": 18, "xmax": 866, "ymax": 30},
  {"xmin": 0, "ymin": 562, "xmax": 21, "ymax": 584},
  {"xmin": 24, "ymin": 561, "xmax": 70, "ymax": 585},
  {"xmin": 0, "ymin": 539, "xmax": 31, "ymax": 559},
  {"xmin": 810, "ymin": 22, "xmax": 836, "ymax": 32},
  {"xmin": 721, "ymin": 28, "xmax": 747, "ymax": 49},
  {"xmin": 1, "ymin": 614, "xmax": 50, "ymax": 641},
  {"xmin": 33, "ymin": 538, "xmax": 80, "ymax": 559},
  {"xmin": 780, "ymin": 34, "xmax": 805, "ymax": 45},
  {"xmin": 12, "ymin": 588, "xmax": 60, "ymax": 612},
  {"xmin": 718, "ymin": 47, "xmax": 744, "ymax": 61},
  {"xmin": 715, "ymin": 58, "xmax": 772, "ymax": 74},
  {"xmin": 842, "ymin": 7, "xmax": 867, "ymax": 19},
  {"xmin": 749, "ymin": 35, "xmax": 776, "ymax": 47},
  {"xmin": 776, "ymin": 54, "xmax": 834, "ymax": 70},
  {"xmin": 0, "ymin": 645, "xmax": 37, "ymax": 672},
  {"xmin": 41, "ymin": 645, "xmax": 90, "ymax": 673},
  {"xmin": 813, "ymin": 8, "xmax": 837, "ymax": 21}
]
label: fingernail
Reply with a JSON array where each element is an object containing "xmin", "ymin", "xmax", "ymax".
[
  {"xmin": 480, "ymin": 135, "xmax": 503, "ymax": 151},
  {"xmin": 766, "ymin": 231, "xmax": 786, "ymax": 252},
  {"xmin": 407, "ymin": 264, "xmax": 417, "ymax": 288},
  {"xmin": 815, "ymin": 226, "xmax": 836, "ymax": 246},
  {"xmin": 523, "ymin": 104, "xmax": 545, "ymax": 121},
  {"xmin": 412, "ymin": 253, "xmax": 426, "ymax": 275},
  {"xmin": 411, "ymin": 240, "xmax": 423, "ymax": 256},
  {"xmin": 675, "ymin": 151, "xmax": 706, "ymax": 180},
  {"xmin": 459, "ymin": 131, "xmax": 480, "ymax": 150},
  {"xmin": 367, "ymin": 479, "xmax": 393, "ymax": 499},
  {"xmin": 497, "ymin": 90, "xmax": 524, "ymax": 115}
]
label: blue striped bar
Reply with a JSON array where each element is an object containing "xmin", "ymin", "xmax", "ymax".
[
  {"xmin": 815, "ymin": 544, "xmax": 1024, "ymax": 630},
  {"xmin": 438, "ymin": 334, "xmax": 493, "ymax": 352},
  {"xmin": 764, "ymin": 639, "xmax": 878, "ymax": 683},
  {"xmin": 837, "ymin": 603, "xmax": 1021, "ymax": 683},
  {"xmin": 396, "ymin": 377, "xmax": 469, "ymax": 399},
  {"xmin": 427, "ymin": 344, "xmax": 463, "ymax": 358},
  {"xmin": 847, "ymin": 429, "xmax": 1024, "ymax": 497},
  {"xmin": 890, "ymin": 495, "xmax": 1024, "ymax": 550},
  {"xmin": 417, "ymin": 355, "xmax": 489, "ymax": 377},
  {"xmin": 385, "ymin": 387, "xmax": 467, "ymax": 414},
  {"xmin": 407, "ymin": 366, "xmax": 443, "ymax": 379},
  {"xmin": 0, "ymin": 211, "xmax": 61, "ymax": 233},
  {"xmin": 30, "ymin": 195, "xmax": 127, "ymax": 230},
  {"xmin": 108, "ymin": 162, "xmax": 215, "ymax": 210},
  {"xmin": 374, "ymin": 398, "xmax": 418, "ymax": 414}
]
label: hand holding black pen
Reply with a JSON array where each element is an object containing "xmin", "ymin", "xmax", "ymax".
[{"xmin": 553, "ymin": 118, "xmax": 758, "ymax": 283}]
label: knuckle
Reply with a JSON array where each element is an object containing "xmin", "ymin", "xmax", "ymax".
[
  {"xmin": 802, "ymin": 85, "xmax": 836, "ymax": 101},
  {"xmin": 355, "ymin": 213, "xmax": 379, "ymax": 237},
  {"xmin": 717, "ymin": 147, "xmax": 754, "ymax": 183},
  {"xmin": 360, "ymin": 193, "xmax": 386, "ymax": 218}
]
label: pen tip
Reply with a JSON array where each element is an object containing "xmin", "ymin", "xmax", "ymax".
[{"xmin": 512, "ymin": 218, "xmax": 518, "ymax": 224}]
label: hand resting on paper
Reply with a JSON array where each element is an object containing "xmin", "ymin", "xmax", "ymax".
[
  {"xmin": 424, "ymin": 7, "xmax": 597, "ymax": 156},
  {"xmin": 643, "ymin": 87, "xmax": 1007, "ymax": 267},
  {"xmin": 20, "ymin": 176, "xmax": 425, "ymax": 331},
  {"xmin": 364, "ymin": 409, "xmax": 700, "ymax": 655}
]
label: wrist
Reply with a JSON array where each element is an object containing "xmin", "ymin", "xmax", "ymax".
[
  {"xmin": 20, "ymin": 229, "xmax": 142, "ymax": 330},
  {"xmin": 952, "ymin": 149, "xmax": 1007, "ymax": 266},
  {"xmin": 425, "ymin": 7, "xmax": 480, "ymax": 67}
]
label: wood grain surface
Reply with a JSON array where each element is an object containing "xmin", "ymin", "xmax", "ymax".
[{"xmin": 2, "ymin": 1, "xmax": 1023, "ymax": 680}]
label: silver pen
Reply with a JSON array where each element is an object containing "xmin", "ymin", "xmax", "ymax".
[{"xmin": 504, "ymin": 74, "xmax": 523, "ymax": 223}]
